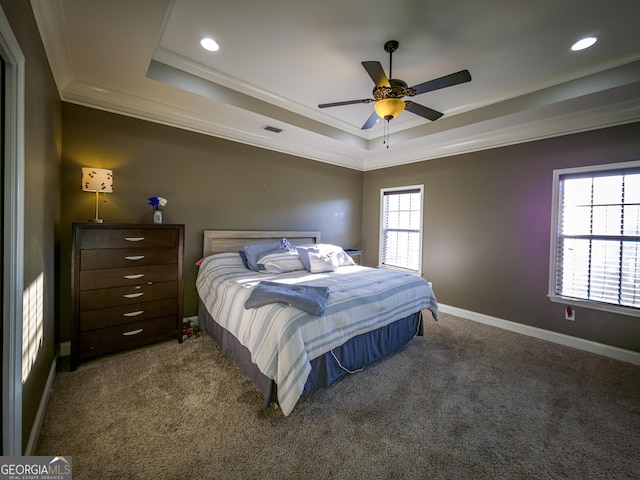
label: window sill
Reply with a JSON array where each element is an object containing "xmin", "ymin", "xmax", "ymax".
[
  {"xmin": 548, "ymin": 294, "xmax": 640, "ymax": 318},
  {"xmin": 379, "ymin": 264, "xmax": 422, "ymax": 277}
]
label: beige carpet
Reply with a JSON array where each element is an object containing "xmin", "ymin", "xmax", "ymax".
[{"xmin": 36, "ymin": 313, "xmax": 640, "ymax": 479}]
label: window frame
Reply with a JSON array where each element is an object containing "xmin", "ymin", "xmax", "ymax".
[
  {"xmin": 548, "ymin": 160, "xmax": 640, "ymax": 317},
  {"xmin": 379, "ymin": 184, "xmax": 424, "ymax": 276}
]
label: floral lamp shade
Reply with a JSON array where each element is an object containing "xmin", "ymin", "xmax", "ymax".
[
  {"xmin": 82, "ymin": 168, "xmax": 113, "ymax": 193},
  {"xmin": 82, "ymin": 168, "xmax": 113, "ymax": 223}
]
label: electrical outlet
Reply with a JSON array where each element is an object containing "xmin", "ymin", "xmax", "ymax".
[{"xmin": 565, "ymin": 306, "xmax": 575, "ymax": 321}]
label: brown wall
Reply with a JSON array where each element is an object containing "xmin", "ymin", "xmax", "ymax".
[
  {"xmin": 363, "ymin": 122, "xmax": 640, "ymax": 352},
  {"xmin": 60, "ymin": 105, "xmax": 640, "ymax": 354},
  {"xmin": 1, "ymin": 0, "xmax": 62, "ymax": 452},
  {"xmin": 59, "ymin": 103, "xmax": 363, "ymax": 342}
]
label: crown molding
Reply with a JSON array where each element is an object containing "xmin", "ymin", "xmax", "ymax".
[
  {"xmin": 61, "ymin": 72, "xmax": 640, "ymax": 173},
  {"xmin": 153, "ymin": 47, "xmax": 370, "ymax": 139},
  {"xmin": 30, "ymin": 0, "xmax": 72, "ymax": 96},
  {"xmin": 364, "ymin": 90, "xmax": 640, "ymax": 170},
  {"xmin": 61, "ymin": 79, "xmax": 366, "ymax": 170}
]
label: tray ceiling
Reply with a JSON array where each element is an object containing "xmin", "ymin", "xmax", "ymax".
[{"xmin": 32, "ymin": 0, "xmax": 640, "ymax": 170}]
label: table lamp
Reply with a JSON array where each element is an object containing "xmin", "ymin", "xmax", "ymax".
[{"xmin": 82, "ymin": 167, "xmax": 113, "ymax": 223}]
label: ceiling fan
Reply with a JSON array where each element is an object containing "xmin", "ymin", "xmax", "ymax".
[{"xmin": 318, "ymin": 40, "xmax": 472, "ymax": 130}]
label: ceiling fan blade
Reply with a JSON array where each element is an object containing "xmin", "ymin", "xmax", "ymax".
[
  {"xmin": 410, "ymin": 69, "xmax": 472, "ymax": 95},
  {"xmin": 405, "ymin": 101, "xmax": 444, "ymax": 122},
  {"xmin": 318, "ymin": 98, "xmax": 373, "ymax": 108},
  {"xmin": 361, "ymin": 111, "xmax": 380, "ymax": 130},
  {"xmin": 362, "ymin": 61, "xmax": 390, "ymax": 88}
]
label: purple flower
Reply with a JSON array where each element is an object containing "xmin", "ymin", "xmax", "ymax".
[{"xmin": 148, "ymin": 196, "xmax": 167, "ymax": 210}]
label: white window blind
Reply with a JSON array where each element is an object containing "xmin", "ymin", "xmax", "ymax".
[
  {"xmin": 550, "ymin": 162, "xmax": 640, "ymax": 315},
  {"xmin": 380, "ymin": 185, "xmax": 423, "ymax": 274}
]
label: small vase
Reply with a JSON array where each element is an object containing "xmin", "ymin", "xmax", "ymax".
[{"xmin": 153, "ymin": 209, "xmax": 163, "ymax": 224}]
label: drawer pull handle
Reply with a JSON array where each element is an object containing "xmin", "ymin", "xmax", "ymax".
[
  {"xmin": 123, "ymin": 310, "xmax": 144, "ymax": 317},
  {"xmin": 122, "ymin": 329, "xmax": 144, "ymax": 336},
  {"xmin": 124, "ymin": 274, "xmax": 144, "ymax": 279},
  {"xmin": 125, "ymin": 237, "xmax": 145, "ymax": 242},
  {"xmin": 124, "ymin": 255, "xmax": 145, "ymax": 261},
  {"xmin": 123, "ymin": 293, "xmax": 144, "ymax": 299}
]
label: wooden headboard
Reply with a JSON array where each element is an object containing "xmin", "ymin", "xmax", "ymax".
[{"xmin": 202, "ymin": 230, "xmax": 321, "ymax": 257}]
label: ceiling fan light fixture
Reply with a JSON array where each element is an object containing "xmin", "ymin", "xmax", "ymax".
[{"xmin": 374, "ymin": 98, "xmax": 405, "ymax": 120}]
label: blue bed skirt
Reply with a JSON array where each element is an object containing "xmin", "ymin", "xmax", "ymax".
[
  {"xmin": 198, "ymin": 300, "xmax": 423, "ymax": 409},
  {"xmin": 303, "ymin": 311, "xmax": 423, "ymax": 394}
]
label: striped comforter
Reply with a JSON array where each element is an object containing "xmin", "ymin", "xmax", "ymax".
[{"xmin": 196, "ymin": 252, "xmax": 439, "ymax": 416}]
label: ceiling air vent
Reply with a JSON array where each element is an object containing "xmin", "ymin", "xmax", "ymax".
[{"xmin": 263, "ymin": 125, "xmax": 283, "ymax": 134}]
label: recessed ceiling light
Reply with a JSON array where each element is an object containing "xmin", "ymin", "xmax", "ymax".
[
  {"xmin": 200, "ymin": 37, "xmax": 219, "ymax": 52},
  {"xmin": 571, "ymin": 36, "xmax": 598, "ymax": 51}
]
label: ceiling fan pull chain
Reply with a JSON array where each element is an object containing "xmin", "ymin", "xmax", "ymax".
[
  {"xmin": 386, "ymin": 121, "xmax": 389, "ymax": 148},
  {"xmin": 384, "ymin": 119, "xmax": 390, "ymax": 149},
  {"xmin": 383, "ymin": 119, "xmax": 386, "ymax": 147}
]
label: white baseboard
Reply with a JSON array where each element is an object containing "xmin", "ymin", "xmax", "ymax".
[
  {"xmin": 24, "ymin": 356, "xmax": 57, "ymax": 455},
  {"xmin": 438, "ymin": 304, "xmax": 640, "ymax": 366}
]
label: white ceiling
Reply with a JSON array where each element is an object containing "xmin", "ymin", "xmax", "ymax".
[{"xmin": 32, "ymin": 0, "xmax": 640, "ymax": 171}]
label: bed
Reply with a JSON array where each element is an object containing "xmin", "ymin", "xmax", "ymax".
[{"xmin": 196, "ymin": 230, "xmax": 438, "ymax": 415}]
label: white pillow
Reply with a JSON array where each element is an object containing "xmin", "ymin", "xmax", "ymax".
[
  {"xmin": 297, "ymin": 244, "xmax": 355, "ymax": 271},
  {"xmin": 258, "ymin": 250, "xmax": 306, "ymax": 273},
  {"xmin": 308, "ymin": 251, "xmax": 340, "ymax": 273}
]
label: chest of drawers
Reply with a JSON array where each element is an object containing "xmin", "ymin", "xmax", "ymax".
[{"xmin": 71, "ymin": 223, "xmax": 184, "ymax": 370}]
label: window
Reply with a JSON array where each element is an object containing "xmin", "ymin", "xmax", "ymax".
[
  {"xmin": 380, "ymin": 185, "xmax": 424, "ymax": 275},
  {"xmin": 549, "ymin": 161, "xmax": 640, "ymax": 317}
]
